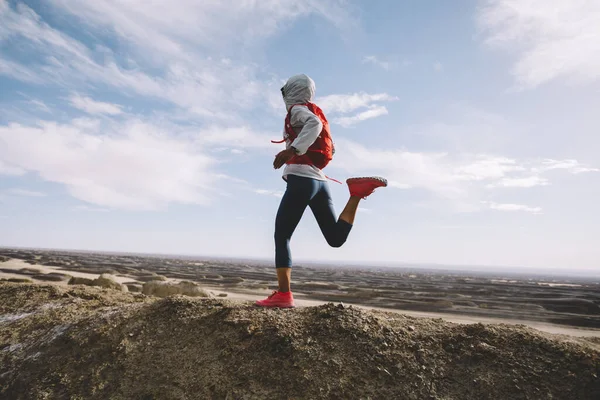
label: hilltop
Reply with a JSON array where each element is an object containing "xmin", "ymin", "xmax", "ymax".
[{"xmin": 1, "ymin": 282, "xmax": 599, "ymax": 399}]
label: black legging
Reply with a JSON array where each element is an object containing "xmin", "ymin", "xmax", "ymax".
[{"xmin": 275, "ymin": 174, "xmax": 352, "ymax": 268}]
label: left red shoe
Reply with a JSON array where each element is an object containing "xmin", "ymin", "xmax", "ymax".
[
  {"xmin": 347, "ymin": 176, "xmax": 387, "ymax": 199},
  {"xmin": 255, "ymin": 290, "xmax": 295, "ymax": 308}
]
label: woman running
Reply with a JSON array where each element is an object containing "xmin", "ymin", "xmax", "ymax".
[{"xmin": 256, "ymin": 74, "xmax": 387, "ymax": 308}]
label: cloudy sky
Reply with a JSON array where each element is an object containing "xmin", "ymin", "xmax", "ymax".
[{"xmin": 1, "ymin": 0, "xmax": 599, "ymax": 272}]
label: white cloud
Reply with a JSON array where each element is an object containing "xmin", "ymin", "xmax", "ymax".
[
  {"xmin": 479, "ymin": 0, "xmax": 600, "ymax": 87},
  {"xmin": 2, "ymin": 41, "xmax": 263, "ymax": 120},
  {"xmin": 572, "ymin": 167, "xmax": 599, "ymax": 174},
  {"xmin": 316, "ymin": 92, "xmax": 397, "ymax": 127},
  {"xmin": 454, "ymin": 156, "xmax": 524, "ymax": 181},
  {"xmin": 362, "ymin": 56, "xmax": 411, "ymax": 71},
  {"xmin": 489, "ymin": 176, "xmax": 550, "ymax": 188},
  {"xmin": 0, "ymin": 160, "xmax": 25, "ymax": 176},
  {"xmin": 535, "ymin": 159, "xmax": 599, "ymax": 174},
  {"xmin": 0, "ymin": 118, "xmax": 218, "ymax": 211},
  {"xmin": 334, "ymin": 106, "xmax": 389, "ymax": 127},
  {"xmin": 45, "ymin": 0, "xmax": 355, "ymax": 57},
  {"xmin": 317, "ymin": 92, "xmax": 398, "ymax": 114},
  {"xmin": 332, "ymin": 140, "xmax": 482, "ymax": 202},
  {"xmin": 357, "ymin": 207, "xmax": 372, "ymax": 214},
  {"xmin": 330, "ymin": 139, "xmax": 591, "ymax": 211},
  {"xmin": 0, "ymin": 57, "xmax": 43, "ymax": 83},
  {"xmin": 0, "ymin": 2, "xmax": 353, "ymax": 121},
  {"xmin": 254, "ymin": 189, "xmax": 284, "ymax": 198},
  {"xmin": 27, "ymin": 99, "xmax": 51, "ymax": 113},
  {"xmin": 5, "ymin": 188, "xmax": 47, "ymax": 197},
  {"xmin": 213, "ymin": 174, "xmax": 249, "ymax": 186},
  {"xmin": 362, "ymin": 55, "xmax": 392, "ymax": 70},
  {"xmin": 434, "ymin": 61, "xmax": 443, "ymax": 72},
  {"xmin": 69, "ymin": 94, "xmax": 122, "ymax": 115},
  {"xmin": 486, "ymin": 202, "xmax": 542, "ymax": 214},
  {"xmin": 198, "ymin": 126, "xmax": 277, "ymax": 150},
  {"xmin": 74, "ymin": 205, "xmax": 109, "ymax": 212}
]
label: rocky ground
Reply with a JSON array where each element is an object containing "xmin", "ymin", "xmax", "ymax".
[{"xmin": 1, "ymin": 282, "xmax": 599, "ymax": 400}]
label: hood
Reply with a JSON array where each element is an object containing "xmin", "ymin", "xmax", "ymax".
[{"xmin": 281, "ymin": 74, "xmax": 316, "ymax": 111}]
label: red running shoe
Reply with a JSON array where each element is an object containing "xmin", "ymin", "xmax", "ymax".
[
  {"xmin": 347, "ymin": 177, "xmax": 387, "ymax": 199},
  {"xmin": 255, "ymin": 290, "xmax": 295, "ymax": 308}
]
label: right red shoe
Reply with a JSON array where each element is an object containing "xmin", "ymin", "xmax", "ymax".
[
  {"xmin": 255, "ymin": 290, "xmax": 295, "ymax": 308},
  {"xmin": 347, "ymin": 177, "xmax": 387, "ymax": 199}
]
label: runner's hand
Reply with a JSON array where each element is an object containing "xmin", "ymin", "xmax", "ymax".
[{"xmin": 273, "ymin": 148, "xmax": 296, "ymax": 169}]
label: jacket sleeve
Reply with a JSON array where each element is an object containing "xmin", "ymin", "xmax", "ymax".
[{"xmin": 288, "ymin": 106, "xmax": 323, "ymax": 155}]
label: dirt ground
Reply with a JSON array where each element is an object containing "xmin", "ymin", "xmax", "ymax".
[{"xmin": 1, "ymin": 282, "xmax": 599, "ymax": 400}]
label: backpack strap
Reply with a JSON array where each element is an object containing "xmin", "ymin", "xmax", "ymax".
[
  {"xmin": 326, "ymin": 175, "xmax": 342, "ymax": 184},
  {"xmin": 271, "ymin": 104, "xmax": 306, "ymax": 144}
]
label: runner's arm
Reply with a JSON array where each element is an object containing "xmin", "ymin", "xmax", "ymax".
[{"xmin": 288, "ymin": 106, "xmax": 323, "ymax": 155}]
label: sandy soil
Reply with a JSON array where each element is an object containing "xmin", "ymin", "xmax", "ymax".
[{"xmin": 0, "ymin": 259, "xmax": 132, "ymax": 284}]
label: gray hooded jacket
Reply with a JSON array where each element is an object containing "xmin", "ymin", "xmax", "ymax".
[{"xmin": 281, "ymin": 74, "xmax": 324, "ymax": 157}]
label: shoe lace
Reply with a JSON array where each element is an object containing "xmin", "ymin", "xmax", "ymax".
[{"xmin": 267, "ymin": 290, "xmax": 279, "ymax": 299}]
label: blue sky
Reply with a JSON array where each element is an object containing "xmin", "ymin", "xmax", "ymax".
[{"xmin": 1, "ymin": 0, "xmax": 599, "ymax": 272}]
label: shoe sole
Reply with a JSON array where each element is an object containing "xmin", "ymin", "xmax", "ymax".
[
  {"xmin": 346, "ymin": 176, "xmax": 388, "ymax": 187},
  {"xmin": 255, "ymin": 304, "xmax": 296, "ymax": 308}
]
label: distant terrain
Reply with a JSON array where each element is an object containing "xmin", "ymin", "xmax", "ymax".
[{"xmin": 1, "ymin": 247, "xmax": 599, "ymax": 331}]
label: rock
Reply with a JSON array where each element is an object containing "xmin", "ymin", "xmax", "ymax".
[
  {"xmin": 126, "ymin": 284, "xmax": 143, "ymax": 293},
  {"xmin": 18, "ymin": 268, "xmax": 42, "ymax": 275},
  {"xmin": 221, "ymin": 277, "xmax": 245, "ymax": 285},
  {"xmin": 142, "ymin": 281, "xmax": 210, "ymax": 298},
  {"xmin": 433, "ymin": 300, "xmax": 453, "ymax": 309},
  {"xmin": 408, "ymin": 325, "xmax": 416, "ymax": 332},
  {"xmin": 68, "ymin": 277, "xmax": 95, "ymax": 286},
  {"xmin": 217, "ymin": 293, "xmax": 228, "ymax": 297},
  {"xmin": 476, "ymin": 342, "xmax": 496, "ymax": 352},
  {"xmin": 41, "ymin": 262, "xmax": 64, "ymax": 267},
  {"xmin": 7, "ymin": 278, "xmax": 33, "ymax": 283},
  {"xmin": 93, "ymin": 274, "xmax": 128, "ymax": 292},
  {"xmin": 32, "ymin": 273, "xmax": 72, "ymax": 282},
  {"xmin": 137, "ymin": 275, "xmax": 169, "ymax": 282}
]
